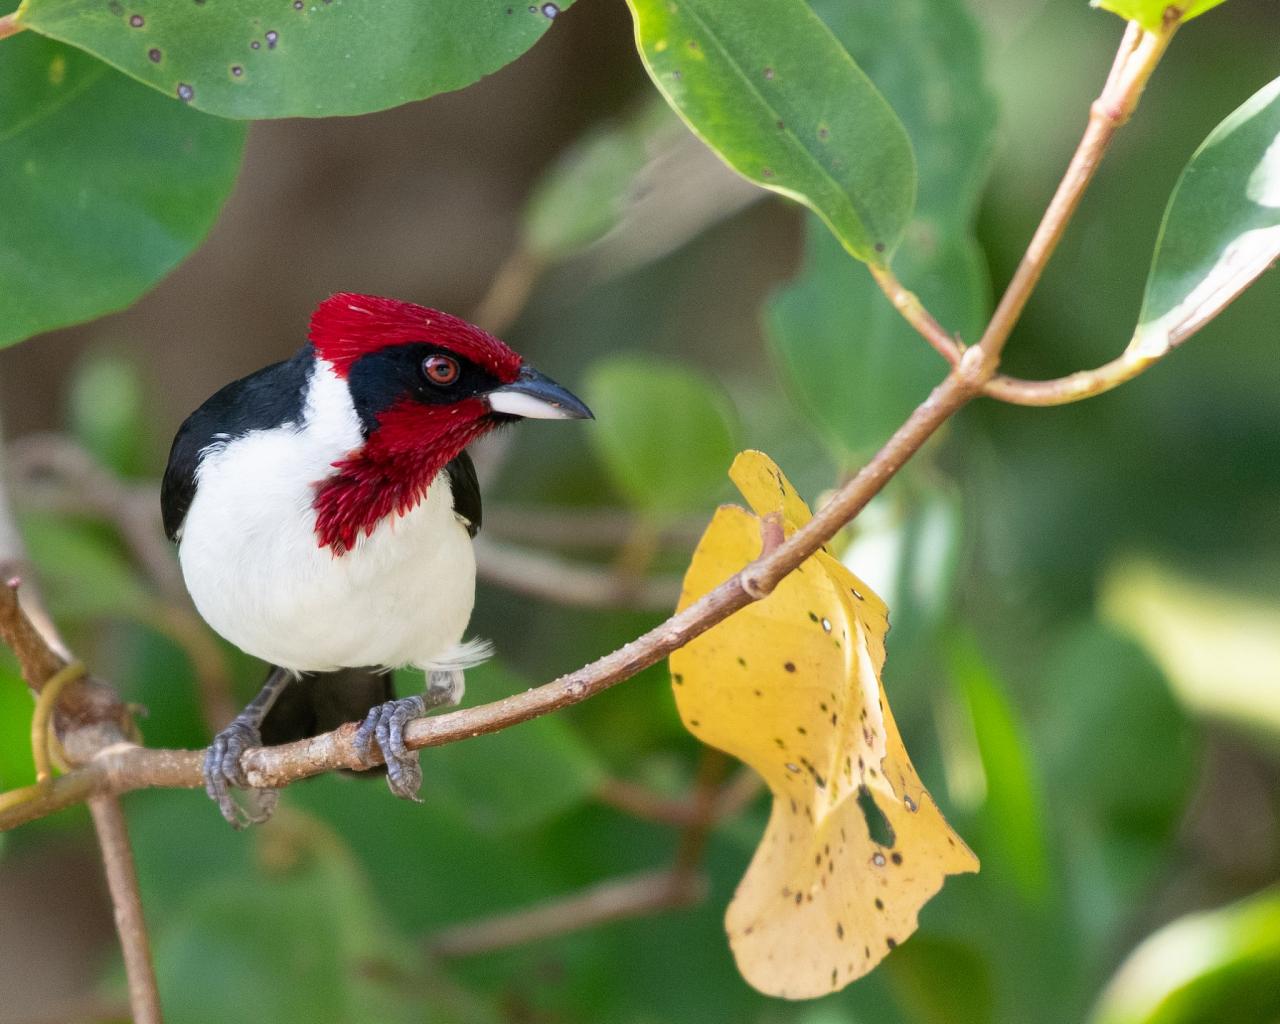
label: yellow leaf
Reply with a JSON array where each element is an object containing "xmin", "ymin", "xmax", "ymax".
[{"xmin": 670, "ymin": 450, "xmax": 978, "ymax": 999}]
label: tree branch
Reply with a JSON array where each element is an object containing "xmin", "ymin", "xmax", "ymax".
[
  {"xmin": 474, "ymin": 537, "xmax": 681, "ymax": 611},
  {"xmin": 0, "ymin": 420, "xmax": 162, "ymax": 1024},
  {"xmin": 426, "ymin": 868, "xmax": 704, "ymax": 958},
  {"xmin": 873, "ymin": 19, "xmax": 1178, "ymax": 406},
  {"xmin": 88, "ymin": 796, "xmax": 163, "ymax": 1024},
  {"xmin": 869, "ymin": 265, "xmax": 963, "ymax": 365}
]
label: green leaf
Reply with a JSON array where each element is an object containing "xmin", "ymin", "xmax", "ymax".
[
  {"xmin": 68, "ymin": 350, "xmax": 149, "ymax": 475},
  {"xmin": 1089, "ymin": 887, "xmax": 1280, "ymax": 1024},
  {"xmin": 1134, "ymin": 76, "xmax": 1280, "ymax": 354},
  {"xmin": 1091, "ymin": 0, "xmax": 1227, "ymax": 32},
  {"xmin": 1102, "ymin": 558, "xmax": 1280, "ymax": 744},
  {"xmin": 624, "ymin": 0, "xmax": 916, "ymax": 266},
  {"xmin": 948, "ymin": 632, "xmax": 1050, "ymax": 905},
  {"xmin": 149, "ymin": 813, "xmax": 426, "ymax": 1024},
  {"xmin": 18, "ymin": 0, "xmax": 571, "ymax": 120},
  {"xmin": 583, "ymin": 355, "xmax": 738, "ymax": 516},
  {"xmin": 1035, "ymin": 624, "xmax": 1198, "ymax": 948},
  {"xmin": 766, "ymin": 0, "xmax": 996, "ymax": 462},
  {"xmin": 885, "ymin": 935, "xmax": 995, "ymax": 1024},
  {"xmin": 769, "ymin": 228, "xmax": 987, "ymax": 462},
  {"xmin": 19, "ymin": 515, "xmax": 151, "ymax": 622},
  {"xmin": 0, "ymin": 34, "xmax": 244, "ymax": 350},
  {"xmin": 522, "ymin": 108, "xmax": 656, "ymax": 263}
]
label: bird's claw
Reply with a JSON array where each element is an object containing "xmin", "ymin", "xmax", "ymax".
[
  {"xmin": 354, "ymin": 695, "xmax": 428, "ymax": 802},
  {"xmin": 204, "ymin": 717, "xmax": 277, "ymax": 829}
]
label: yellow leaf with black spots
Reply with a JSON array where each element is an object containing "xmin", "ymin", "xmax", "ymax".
[{"xmin": 670, "ymin": 450, "xmax": 977, "ymax": 999}]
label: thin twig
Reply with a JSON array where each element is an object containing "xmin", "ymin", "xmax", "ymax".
[
  {"xmin": 474, "ymin": 537, "xmax": 680, "ymax": 611},
  {"xmin": 427, "ymin": 869, "xmax": 704, "ymax": 958},
  {"xmin": 869, "ymin": 266, "xmax": 963, "ymax": 365},
  {"xmin": 470, "ymin": 247, "xmax": 543, "ymax": 337},
  {"xmin": 9, "ymin": 434, "xmax": 184, "ymax": 603},
  {"xmin": 976, "ymin": 18, "xmax": 1177, "ymax": 369},
  {"xmin": 88, "ymin": 796, "xmax": 163, "ymax": 1024},
  {"xmin": 595, "ymin": 766, "xmax": 761, "ymax": 826},
  {"xmin": 485, "ymin": 504, "xmax": 704, "ymax": 550},
  {"xmin": 0, "ymin": 420, "xmax": 162, "ymax": 1024},
  {"xmin": 876, "ymin": 19, "xmax": 1179, "ymax": 407}
]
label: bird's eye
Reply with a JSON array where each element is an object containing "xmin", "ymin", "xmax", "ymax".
[{"xmin": 422, "ymin": 355, "xmax": 460, "ymax": 386}]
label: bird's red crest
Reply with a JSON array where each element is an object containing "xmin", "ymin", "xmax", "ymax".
[{"xmin": 308, "ymin": 292, "xmax": 522, "ymax": 382}]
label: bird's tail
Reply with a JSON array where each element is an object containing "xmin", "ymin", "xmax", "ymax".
[{"xmin": 258, "ymin": 665, "xmax": 395, "ymax": 747}]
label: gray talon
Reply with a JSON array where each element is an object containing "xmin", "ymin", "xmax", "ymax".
[
  {"xmin": 204, "ymin": 717, "xmax": 276, "ymax": 829},
  {"xmin": 354, "ymin": 695, "xmax": 429, "ymax": 802}
]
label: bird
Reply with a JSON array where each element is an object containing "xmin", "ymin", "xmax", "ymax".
[{"xmin": 161, "ymin": 292, "xmax": 593, "ymax": 826}]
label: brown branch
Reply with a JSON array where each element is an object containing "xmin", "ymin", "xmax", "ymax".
[
  {"xmin": 475, "ymin": 537, "xmax": 680, "ymax": 611},
  {"xmin": 485, "ymin": 504, "xmax": 704, "ymax": 550},
  {"xmin": 869, "ymin": 265, "xmax": 963, "ymax": 365},
  {"xmin": 88, "ymin": 796, "xmax": 163, "ymax": 1024},
  {"xmin": 596, "ymin": 766, "xmax": 761, "ymax": 826},
  {"xmin": 0, "ymin": 424, "xmax": 161, "ymax": 1024},
  {"xmin": 977, "ymin": 18, "xmax": 1176, "ymax": 369},
  {"xmin": 470, "ymin": 247, "xmax": 543, "ymax": 337},
  {"xmin": 8, "ymin": 434, "xmax": 184, "ymax": 603},
  {"xmin": 874, "ymin": 19, "xmax": 1178, "ymax": 406},
  {"xmin": 426, "ymin": 868, "xmax": 704, "ymax": 958}
]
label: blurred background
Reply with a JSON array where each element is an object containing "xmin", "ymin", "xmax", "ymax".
[{"xmin": 1, "ymin": 0, "xmax": 1278, "ymax": 1021}]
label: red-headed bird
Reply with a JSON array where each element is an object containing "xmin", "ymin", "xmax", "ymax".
[{"xmin": 162, "ymin": 293, "xmax": 592, "ymax": 826}]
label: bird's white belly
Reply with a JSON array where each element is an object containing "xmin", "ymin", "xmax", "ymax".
[{"xmin": 177, "ymin": 428, "xmax": 476, "ymax": 672}]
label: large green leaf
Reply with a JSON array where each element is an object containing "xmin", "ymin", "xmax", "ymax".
[
  {"xmin": 1102, "ymin": 559, "xmax": 1280, "ymax": 744},
  {"xmin": 1089, "ymin": 887, "xmax": 1280, "ymax": 1024},
  {"xmin": 1091, "ymin": 0, "xmax": 1227, "ymax": 32},
  {"xmin": 16, "ymin": 0, "xmax": 571, "ymax": 119},
  {"xmin": 766, "ymin": 0, "xmax": 996, "ymax": 462},
  {"xmin": 148, "ymin": 813, "xmax": 428, "ymax": 1024},
  {"xmin": 949, "ymin": 633, "xmax": 1050, "ymax": 905},
  {"xmin": 1035, "ymin": 625, "xmax": 1198, "ymax": 951},
  {"xmin": 583, "ymin": 355, "xmax": 738, "ymax": 516},
  {"xmin": 625, "ymin": 0, "xmax": 915, "ymax": 266},
  {"xmin": 1133, "ymin": 76, "xmax": 1280, "ymax": 354},
  {"xmin": 0, "ymin": 34, "xmax": 244, "ymax": 349}
]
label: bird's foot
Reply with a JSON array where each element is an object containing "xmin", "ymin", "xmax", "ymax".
[
  {"xmin": 353, "ymin": 670, "xmax": 464, "ymax": 802},
  {"xmin": 204, "ymin": 717, "xmax": 277, "ymax": 829},
  {"xmin": 354, "ymin": 695, "xmax": 428, "ymax": 801}
]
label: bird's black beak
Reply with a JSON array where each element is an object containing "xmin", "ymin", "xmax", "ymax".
[{"xmin": 486, "ymin": 365, "xmax": 594, "ymax": 421}]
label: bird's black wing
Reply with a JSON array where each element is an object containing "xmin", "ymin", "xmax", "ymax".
[
  {"xmin": 161, "ymin": 347, "xmax": 313, "ymax": 542},
  {"xmin": 444, "ymin": 450, "xmax": 482, "ymax": 538}
]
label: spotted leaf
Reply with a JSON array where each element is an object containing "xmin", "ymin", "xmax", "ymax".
[{"xmin": 670, "ymin": 450, "xmax": 977, "ymax": 998}]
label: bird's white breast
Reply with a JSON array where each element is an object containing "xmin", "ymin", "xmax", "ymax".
[{"xmin": 177, "ymin": 361, "xmax": 478, "ymax": 672}]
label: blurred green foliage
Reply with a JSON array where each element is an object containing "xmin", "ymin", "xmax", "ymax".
[
  {"xmin": 2, "ymin": 0, "xmax": 1279, "ymax": 1022},
  {"xmin": 0, "ymin": 34, "xmax": 244, "ymax": 349}
]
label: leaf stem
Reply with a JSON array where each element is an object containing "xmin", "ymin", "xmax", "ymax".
[
  {"xmin": 983, "ymin": 343, "xmax": 1159, "ymax": 406},
  {"xmin": 0, "ymin": 12, "xmax": 24, "ymax": 40}
]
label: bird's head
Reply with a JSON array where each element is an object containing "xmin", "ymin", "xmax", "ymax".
[{"xmin": 308, "ymin": 293, "xmax": 592, "ymax": 552}]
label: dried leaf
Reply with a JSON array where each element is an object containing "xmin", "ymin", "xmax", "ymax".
[{"xmin": 670, "ymin": 450, "xmax": 977, "ymax": 999}]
